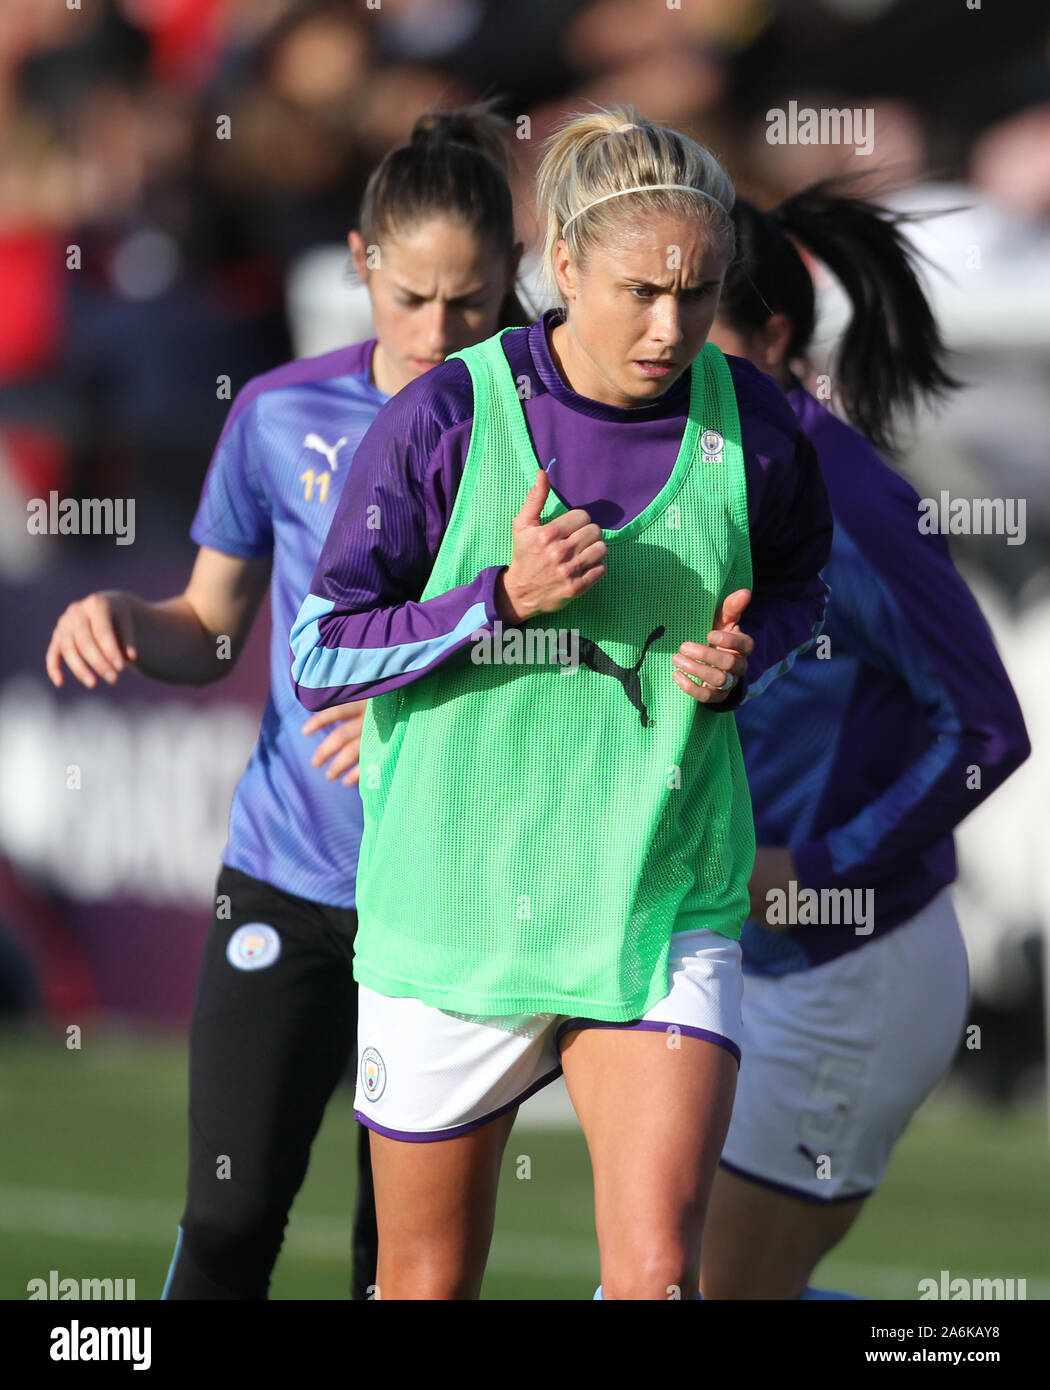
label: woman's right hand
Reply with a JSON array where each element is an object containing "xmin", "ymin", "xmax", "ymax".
[
  {"xmin": 496, "ymin": 469, "xmax": 607, "ymax": 624},
  {"xmin": 46, "ymin": 591, "xmax": 139, "ymax": 689}
]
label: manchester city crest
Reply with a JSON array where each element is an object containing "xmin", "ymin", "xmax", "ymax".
[
  {"xmin": 360, "ymin": 1046, "xmax": 387, "ymax": 1101},
  {"xmin": 700, "ymin": 428, "xmax": 725, "ymax": 461},
  {"xmin": 226, "ymin": 923, "xmax": 282, "ymax": 971}
]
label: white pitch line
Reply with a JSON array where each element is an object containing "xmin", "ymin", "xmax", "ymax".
[
  {"xmin": 0, "ymin": 1185, "xmax": 596, "ymax": 1277},
  {"xmin": 0, "ymin": 1187, "xmax": 176, "ymax": 1245},
  {"xmin": 1, "ymin": 1187, "xmax": 1047, "ymax": 1295}
]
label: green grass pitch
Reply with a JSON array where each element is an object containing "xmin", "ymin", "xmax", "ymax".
[{"xmin": 1, "ymin": 1028, "xmax": 1047, "ymax": 1300}]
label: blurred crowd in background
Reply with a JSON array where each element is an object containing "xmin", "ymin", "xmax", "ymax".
[{"xmin": 1, "ymin": 0, "xmax": 1048, "ymax": 1105}]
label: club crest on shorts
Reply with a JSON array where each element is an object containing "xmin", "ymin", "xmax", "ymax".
[
  {"xmin": 700, "ymin": 428, "xmax": 725, "ymax": 462},
  {"xmin": 226, "ymin": 923, "xmax": 281, "ymax": 971},
  {"xmin": 360, "ymin": 1046, "xmax": 386, "ymax": 1101}
]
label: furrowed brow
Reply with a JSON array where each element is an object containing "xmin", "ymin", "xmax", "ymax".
[{"xmin": 392, "ymin": 282, "xmax": 489, "ymax": 302}]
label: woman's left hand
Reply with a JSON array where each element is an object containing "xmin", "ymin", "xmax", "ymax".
[
  {"xmin": 672, "ymin": 588, "xmax": 753, "ymax": 704},
  {"xmin": 302, "ymin": 701, "xmax": 368, "ymax": 786}
]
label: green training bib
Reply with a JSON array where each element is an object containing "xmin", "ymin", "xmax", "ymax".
[{"xmin": 353, "ymin": 331, "xmax": 755, "ymax": 1020}]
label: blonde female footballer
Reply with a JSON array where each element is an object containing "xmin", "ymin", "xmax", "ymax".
[{"xmin": 291, "ymin": 104, "xmax": 833, "ymax": 1300}]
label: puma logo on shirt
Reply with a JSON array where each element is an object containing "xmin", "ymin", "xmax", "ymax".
[
  {"xmin": 302, "ymin": 432, "xmax": 348, "ymax": 470},
  {"xmin": 575, "ymin": 626, "xmax": 666, "ymax": 727}
]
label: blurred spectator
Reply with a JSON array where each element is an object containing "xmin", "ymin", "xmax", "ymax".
[{"xmin": 971, "ymin": 103, "xmax": 1050, "ymax": 219}]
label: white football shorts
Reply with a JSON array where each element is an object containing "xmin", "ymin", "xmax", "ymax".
[
  {"xmin": 354, "ymin": 928, "xmax": 743, "ymax": 1141},
  {"xmin": 719, "ymin": 887, "xmax": 970, "ymax": 1202}
]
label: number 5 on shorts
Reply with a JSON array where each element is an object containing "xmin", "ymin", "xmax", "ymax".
[{"xmin": 797, "ymin": 1054, "xmax": 866, "ymax": 1147}]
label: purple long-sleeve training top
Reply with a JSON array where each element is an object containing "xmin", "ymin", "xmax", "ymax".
[
  {"xmin": 290, "ymin": 310, "xmax": 832, "ymax": 712},
  {"xmin": 735, "ymin": 384, "xmax": 1032, "ymax": 971}
]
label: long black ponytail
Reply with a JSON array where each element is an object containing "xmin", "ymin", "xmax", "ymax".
[
  {"xmin": 358, "ymin": 101, "xmax": 529, "ymax": 329},
  {"xmin": 720, "ymin": 182, "xmax": 959, "ymax": 454}
]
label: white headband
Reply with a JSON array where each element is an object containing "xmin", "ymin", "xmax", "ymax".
[{"xmin": 562, "ymin": 183, "xmax": 728, "ymax": 233}]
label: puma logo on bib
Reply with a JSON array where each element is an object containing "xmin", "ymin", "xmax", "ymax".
[{"xmin": 575, "ymin": 625, "xmax": 666, "ymax": 727}]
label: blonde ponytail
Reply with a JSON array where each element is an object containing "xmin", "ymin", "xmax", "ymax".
[{"xmin": 535, "ymin": 104, "xmax": 735, "ymax": 303}]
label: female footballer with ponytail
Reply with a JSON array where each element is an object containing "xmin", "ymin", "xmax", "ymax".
[
  {"xmin": 46, "ymin": 103, "xmax": 526, "ymax": 1300},
  {"xmin": 291, "ymin": 104, "xmax": 832, "ymax": 1300},
  {"xmin": 700, "ymin": 186, "xmax": 1030, "ymax": 1299}
]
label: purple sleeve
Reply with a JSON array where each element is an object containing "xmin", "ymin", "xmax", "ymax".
[
  {"xmin": 792, "ymin": 468, "xmax": 1030, "ymax": 891},
  {"xmin": 726, "ymin": 373, "xmax": 833, "ymax": 710},
  {"xmin": 190, "ymin": 393, "xmax": 273, "ymax": 558},
  {"xmin": 290, "ymin": 362, "xmax": 506, "ymax": 711}
]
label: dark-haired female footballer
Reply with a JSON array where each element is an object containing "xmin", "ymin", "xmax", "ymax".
[
  {"xmin": 46, "ymin": 105, "xmax": 527, "ymax": 1300},
  {"xmin": 699, "ymin": 186, "xmax": 1030, "ymax": 1300}
]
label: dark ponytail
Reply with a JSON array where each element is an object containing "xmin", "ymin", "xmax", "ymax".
[
  {"xmin": 720, "ymin": 182, "xmax": 959, "ymax": 454},
  {"xmin": 358, "ymin": 101, "xmax": 529, "ymax": 329}
]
